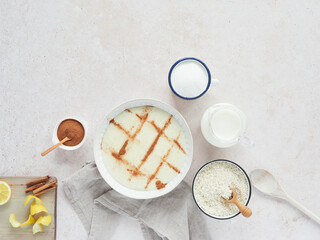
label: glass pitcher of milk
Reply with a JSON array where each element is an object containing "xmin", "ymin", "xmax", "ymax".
[{"xmin": 201, "ymin": 103, "xmax": 253, "ymax": 148}]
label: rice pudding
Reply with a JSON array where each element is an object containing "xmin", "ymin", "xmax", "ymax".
[{"xmin": 101, "ymin": 106, "xmax": 187, "ymax": 191}]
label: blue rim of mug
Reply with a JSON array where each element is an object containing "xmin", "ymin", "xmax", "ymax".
[
  {"xmin": 168, "ymin": 57, "xmax": 211, "ymax": 100},
  {"xmin": 192, "ymin": 159, "xmax": 252, "ymax": 220}
]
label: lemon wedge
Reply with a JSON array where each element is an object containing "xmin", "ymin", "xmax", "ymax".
[
  {"xmin": 0, "ymin": 181, "xmax": 12, "ymax": 206},
  {"xmin": 9, "ymin": 214, "xmax": 35, "ymax": 228}
]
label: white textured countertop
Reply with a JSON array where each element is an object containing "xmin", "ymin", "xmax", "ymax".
[{"xmin": 1, "ymin": 1, "xmax": 320, "ymax": 239}]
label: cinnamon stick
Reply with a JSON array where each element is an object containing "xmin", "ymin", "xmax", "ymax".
[
  {"xmin": 25, "ymin": 182, "xmax": 45, "ymax": 193},
  {"xmin": 33, "ymin": 180, "xmax": 57, "ymax": 195},
  {"xmin": 34, "ymin": 184, "xmax": 57, "ymax": 197},
  {"xmin": 26, "ymin": 176, "xmax": 50, "ymax": 187}
]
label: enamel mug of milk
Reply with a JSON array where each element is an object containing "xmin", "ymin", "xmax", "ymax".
[
  {"xmin": 201, "ymin": 103, "xmax": 253, "ymax": 148},
  {"xmin": 168, "ymin": 58, "xmax": 218, "ymax": 99}
]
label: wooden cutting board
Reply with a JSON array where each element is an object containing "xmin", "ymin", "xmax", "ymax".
[{"xmin": 0, "ymin": 177, "xmax": 57, "ymax": 240}]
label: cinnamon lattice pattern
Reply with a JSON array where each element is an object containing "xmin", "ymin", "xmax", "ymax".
[{"xmin": 101, "ymin": 106, "xmax": 186, "ymax": 190}]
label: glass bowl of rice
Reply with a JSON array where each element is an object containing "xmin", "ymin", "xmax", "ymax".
[{"xmin": 192, "ymin": 159, "xmax": 252, "ymax": 220}]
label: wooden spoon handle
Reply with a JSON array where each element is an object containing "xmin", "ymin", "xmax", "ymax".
[
  {"xmin": 41, "ymin": 137, "xmax": 69, "ymax": 156},
  {"xmin": 234, "ymin": 200, "xmax": 252, "ymax": 218},
  {"xmin": 285, "ymin": 194, "xmax": 320, "ymax": 224}
]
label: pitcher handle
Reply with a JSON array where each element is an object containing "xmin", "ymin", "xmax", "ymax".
[{"xmin": 240, "ymin": 135, "xmax": 254, "ymax": 147}]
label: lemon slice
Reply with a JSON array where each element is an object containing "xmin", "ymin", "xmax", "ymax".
[
  {"xmin": 0, "ymin": 181, "xmax": 11, "ymax": 206},
  {"xmin": 9, "ymin": 214, "xmax": 35, "ymax": 228}
]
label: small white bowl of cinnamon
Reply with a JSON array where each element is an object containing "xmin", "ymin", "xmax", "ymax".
[{"xmin": 52, "ymin": 118, "xmax": 87, "ymax": 151}]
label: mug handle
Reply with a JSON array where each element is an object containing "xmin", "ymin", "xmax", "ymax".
[
  {"xmin": 240, "ymin": 135, "xmax": 254, "ymax": 147},
  {"xmin": 211, "ymin": 78, "xmax": 220, "ymax": 85}
]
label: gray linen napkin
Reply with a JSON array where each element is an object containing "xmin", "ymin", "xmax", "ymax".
[{"xmin": 63, "ymin": 162, "xmax": 211, "ymax": 240}]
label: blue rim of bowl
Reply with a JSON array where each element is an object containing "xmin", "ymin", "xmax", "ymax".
[
  {"xmin": 192, "ymin": 159, "xmax": 252, "ymax": 220},
  {"xmin": 168, "ymin": 57, "xmax": 211, "ymax": 100}
]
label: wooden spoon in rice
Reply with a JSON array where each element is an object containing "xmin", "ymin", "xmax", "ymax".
[{"xmin": 222, "ymin": 188, "xmax": 252, "ymax": 218}]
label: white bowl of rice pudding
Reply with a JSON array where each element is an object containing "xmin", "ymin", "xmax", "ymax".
[
  {"xmin": 192, "ymin": 159, "xmax": 252, "ymax": 220},
  {"xmin": 94, "ymin": 99, "xmax": 193, "ymax": 199}
]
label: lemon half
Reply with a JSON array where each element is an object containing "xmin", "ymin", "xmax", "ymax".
[{"xmin": 0, "ymin": 181, "xmax": 11, "ymax": 206}]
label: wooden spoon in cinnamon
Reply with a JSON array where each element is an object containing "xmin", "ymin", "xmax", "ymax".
[
  {"xmin": 41, "ymin": 137, "xmax": 70, "ymax": 156},
  {"xmin": 222, "ymin": 187, "xmax": 252, "ymax": 218}
]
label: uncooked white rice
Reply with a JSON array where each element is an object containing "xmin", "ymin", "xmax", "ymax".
[{"xmin": 193, "ymin": 161, "xmax": 249, "ymax": 217}]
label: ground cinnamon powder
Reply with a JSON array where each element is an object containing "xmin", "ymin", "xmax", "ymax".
[
  {"xmin": 57, "ymin": 119, "xmax": 85, "ymax": 146},
  {"xmin": 155, "ymin": 180, "xmax": 167, "ymax": 190}
]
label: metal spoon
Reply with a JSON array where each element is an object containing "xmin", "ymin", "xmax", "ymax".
[{"xmin": 250, "ymin": 169, "xmax": 320, "ymax": 224}]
